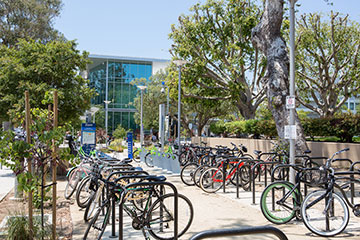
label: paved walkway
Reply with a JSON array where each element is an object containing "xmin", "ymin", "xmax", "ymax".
[
  {"xmin": 0, "ymin": 167, "xmax": 14, "ymax": 201},
  {"xmin": 65, "ymin": 154, "xmax": 360, "ymax": 240}
]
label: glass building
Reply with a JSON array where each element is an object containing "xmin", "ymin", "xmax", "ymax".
[{"xmin": 88, "ymin": 54, "xmax": 169, "ymax": 133}]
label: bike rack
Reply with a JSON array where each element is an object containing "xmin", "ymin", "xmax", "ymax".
[
  {"xmin": 189, "ymin": 226, "xmax": 288, "ymax": 240},
  {"xmin": 235, "ymin": 158, "xmax": 257, "ymax": 198},
  {"xmin": 117, "ymin": 181, "xmax": 179, "ymax": 240},
  {"xmin": 105, "ymin": 171, "xmax": 149, "ymax": 238},
  {"xmin": 251, "ymin": 161, "xmax": 284, "ymax": 204}
]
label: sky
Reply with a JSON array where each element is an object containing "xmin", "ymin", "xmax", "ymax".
[{"xmin": 54, "ymin": 0, "xmax": 360, "ymax": 60}]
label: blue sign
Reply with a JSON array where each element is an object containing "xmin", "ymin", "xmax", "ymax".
[
  {"xmin": 127, "ymin": 132, "xmax": 133, "ymax": 159},
  {"xmin": 81, "ymin": 123, "xmax": 96, "ymax": 154}
]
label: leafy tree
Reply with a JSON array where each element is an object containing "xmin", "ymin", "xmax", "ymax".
[
  {"xmin": 295, "ymin": 12, "xmax": 360, "ymax": 117},
  {"xmin": 169, "ymin": 0, "xmax": 266, "ymax": 119},
  {"xmin": 0, "ymin": 0, "xmax": 64, "ymax": 47},
  {"xmin": 0, "ymin": 39, "xmax": 94, "ymax": 124},
  {"xmin": 94, "ymin": 104, "xmax": 105, "ymax": 129}
]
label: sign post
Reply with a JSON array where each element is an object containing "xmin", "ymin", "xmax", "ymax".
[{"xmin": 127, "ymin": 132, "xmax": 133, "ymax": 159}]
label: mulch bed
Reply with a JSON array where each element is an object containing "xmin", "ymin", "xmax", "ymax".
[{"xmin": 0, "ymin": 178, "xmax": 73, "ymax": 240}]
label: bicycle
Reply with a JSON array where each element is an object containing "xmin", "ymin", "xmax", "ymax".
[
  {"xmin": 300, "ymin": 148, "xmax": 360, "ymax": 237},
  {"xmin": 83, "ymin": 175, "xmax": 194, "ymax": 240}
]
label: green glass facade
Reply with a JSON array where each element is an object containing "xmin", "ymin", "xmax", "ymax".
[{"xmin": 88, "ymin": 55, "xmax": 153, "ymax": 133}]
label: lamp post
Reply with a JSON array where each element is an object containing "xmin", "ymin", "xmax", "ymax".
[
  {"xmin": 173, "ymin": 59, "xmax": 188, "ymax": 154},
  {"xmin": 288, "ymin": 0, "xmax": 297, "ymax": 184},
  {"xmin": 161, "ymin": 82, "xmax": 170, "ymax": 141},
  {"xmin": 138, "ymin": 85, "xmax": 147, "ymax": 147},
  {"xmin": 104, "ymin": 100, "xmax": 111, "ymax": 145}
]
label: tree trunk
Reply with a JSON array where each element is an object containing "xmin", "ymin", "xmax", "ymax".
[{"xmin": 251, "ymin": 0, "xmax": 307, "ymax": 154}]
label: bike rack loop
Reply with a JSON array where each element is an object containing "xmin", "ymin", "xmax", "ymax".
[
  {"xmin": 118, "ymin": 181, "xmax": 179, "ymax": 240},
  {"xmin": 189, "ymin": 226, "xmax": 288, "ymax": 240},
  {"xmin": 251, "ymin": 161, "xmax": 282, "ymax": 204},
  {"xmin": 105, "ymin": 171, "xmax": 149, "ymax": 238},
  {"xmin": 235, "ymin": 158, "xmax": 256, "ymax": 198},
  {"xmin": 350, "ymin": 161, "xmax": 360, "ymax": 204}
]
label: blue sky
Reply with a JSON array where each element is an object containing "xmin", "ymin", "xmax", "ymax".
[{"xmin": 54, "ymin": 0, "xmax": 360, "ymax": 60}]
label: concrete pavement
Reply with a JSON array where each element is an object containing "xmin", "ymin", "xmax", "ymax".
[{"xmin": 0, "ymin": 167, "xmax": 14, "ymax": 201}]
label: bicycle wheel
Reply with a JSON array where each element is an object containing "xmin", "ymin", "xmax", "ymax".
[
  {"xmin": 301, "ymin": 190, "xmax": 349, "ymax": 237},
  {"xmin": 178, "ymin": 151, "xmax": 189, "ymax": 166},
  {"xmin": 76, "ymin": 176, "xmax": 95, "ymax": 208},
  {"xmin": 260, "ymin": 181, "xmax": 300, "ymax": 224},
  {"xmin": 146, "ymin": 193, "xmax": 194, "ymax": 240},
  {"xmin": 199, "ymin": 167, "xmax": 224, "ymax": 193},
  {"xmin": 83, "ymin": 202, "xmax": 110, "ymax": 240},
  {"xmin": 64, "ymin": 169, "xmax": 80, "ymax": 199},
  {"xmin": 193, "ymin": 165, "xmax": 210, "ymax": 188},
  {"xmin": 180, "ymin": 163, "xmax": 198, "ymax": 186},
  {"xmin": 84, "ymin": 187, "xmax": 103, "ymax": 222},
  {"xmin": 145, "ymin": 153, "xmax": 154, "ymax": 167}
]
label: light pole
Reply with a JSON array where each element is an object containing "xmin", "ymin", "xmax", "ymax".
[
  {"xmin": 161, "ymin": 82, "xmax": 170, "ymax": 141},
  {"xmin": 173, "ymin": 59, "xmax": 188, "ymax": 154},
  {"xmin": 289, "ymin": 0, "xmax": 297, "ymax": 184},
  {"xmin": 104, "ymin": 100, "xmax": 111, "ymax": 144},
  {"xmin": 138, "ymin": 85, "xmax": 147, "ymax": 148}
]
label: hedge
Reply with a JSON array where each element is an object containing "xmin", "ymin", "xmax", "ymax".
[{"xmin": 209, "ymin": 114, "xmax": 360, "ymax": 142}]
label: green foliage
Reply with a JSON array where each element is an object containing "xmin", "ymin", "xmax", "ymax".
[
  {"xmin": 0, "ymin": 39, "xmax": 94, "ymax": 124},
  {"xmin": 294, "ymin": 12, "xmax": 360, "ymax": 117},
  {"xmin": 112, "ymin": 125, "xmax": 127, "ymax": 139},
  {"xmin": 169, "ymin": 0, "xmax": 266, "ymax": 119},
  {"xmin": 0, "ymin": 0, "xmax": 63, "ymax": 47},
  {"xmin": 6, "ymin": 213, "xmax": 53, "ymax": 240},
  {"xmin": 209, "ymin": 120, "xmax": 226, "ymax": 135},
  {"xmin": 109, "ymin": 139, "xmax": 125, "ymax": 152}
]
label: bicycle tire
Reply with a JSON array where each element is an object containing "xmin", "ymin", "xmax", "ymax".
[
  {"xmin": 180, "ymin": 163, "xmax": 198, "ymax": 186},
  {"xmin": 64, "ymin": 169, "xmax": 80, "ymax": 199},
  {"xmin": 76, "ymin": 176, "xmax": 95, "ymax": 208},
  {"xmin": 193, "ymin": 165, "xmax": 210, "ymax": 188},
  {"xmin": 83, "ymin": 202, "xmax": 110, "ymax": 240},
  {"xmin": 145, "ymin": 152, "xmax": 154, "ymax": 167},
  {"xmin": 301, "ymin": 190, "xmax": 349, "ymax": 237},
  {"xmin": 146, "ymin": 193, "xmax": 194, "ymax": 240},
  {"xmin": 199, "ymin": 167, "xmax": 224, "ymax": 193},
  {"xmin": 260, "ymin": 181, "xmax": 301, "ymax": 224},
  {"xmin": 84, "ymin": 187, "xmax": 103, "ymax": 222}
]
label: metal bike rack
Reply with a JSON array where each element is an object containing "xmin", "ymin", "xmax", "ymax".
[
  {"xmin": 106, "ymin": 171, "xmax": 149, "ymax": 238},
  {"xmin": 251, "ymin": 161, "xmax": 283, "ymax": 204},
  {"xmin": 235, "ymin": 158, "xmax": 256, "ymax": 198},
  {"xmin": 189, "ymin": 226, "xmax": 288, "ymax": 240},
  {"xmin": 117, "ymin": 181, "xmax": 179, "ymax": 240},
  {"xmin": 350, "ymin": 161, "xmax": 360, "ymax": 204}
]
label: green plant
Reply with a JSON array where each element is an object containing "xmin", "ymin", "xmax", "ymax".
[
  {"xmin": 112, "ymin": 125, "xmax": 127, "ymax": 139},
  {"xmin": 109, "ymin": 139, "xmax": 125, "ymax": 152},
  {"xmin": 6, "ymin": 213, "xmax": 53, "ymax": 240}
]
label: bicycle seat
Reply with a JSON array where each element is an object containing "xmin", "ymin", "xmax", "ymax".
[
  {"xmin": 254, "ymin": 150, "xmax": 262, "ymax": 155},
  {"xmin": 146, "ymin": 175, "xmax": 166, "ymax": 182}
]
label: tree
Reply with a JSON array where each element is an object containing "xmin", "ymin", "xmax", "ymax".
[
  {"xmin": 251, "ymin": 0, "xmax": 307, "ymax": 153},
  {"xmin": 0, "ymin": 39, "xmax": 94, "ymax": 124},
  {"xmin": 0, "ymin": 0, "xmax": 64, "ymax": 47},
  {"xmin": 295, "ymin": 12, "xmax": 360, "ymax": 117},
  {"xmin": 169, "ymin": 0, "xmax": 266, "ymax": 119},
  {"xmin": 131, "ymin": 75, "xmax": 167, "ymax": 130}
]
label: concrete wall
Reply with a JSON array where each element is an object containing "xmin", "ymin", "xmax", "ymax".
[{"xmin": 192, "ymin": 137, "xmax": 360, "ymax": 167}]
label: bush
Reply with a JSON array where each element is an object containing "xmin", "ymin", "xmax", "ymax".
[
  {"xmin": 109, "ymin": 139, "xmax": 125, "ymax": 152},
  {"xmin": 113, "ymin": 125, "xmax": 127, "ymax": 139},
  {"xmin": 209, "ymin": 120, "xmax": 226, "ymax": 136}
]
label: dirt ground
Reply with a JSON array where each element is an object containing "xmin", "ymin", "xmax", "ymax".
[{"xmin": 0, "ymin": 177, "xmax": 72, "ymax": 240}]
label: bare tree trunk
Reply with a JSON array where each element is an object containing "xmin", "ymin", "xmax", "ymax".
[{"xmin": 251, "ymin": 0, "xmax": 307, "ymax": 154}]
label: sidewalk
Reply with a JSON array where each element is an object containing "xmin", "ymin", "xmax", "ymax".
[
  {"xmin": 66, "ymin": 155, "xmax": 360, "ymax": 239},
  {"xmin": 0, "ymin": 167, "xmax": 14, "ymax": 201}
]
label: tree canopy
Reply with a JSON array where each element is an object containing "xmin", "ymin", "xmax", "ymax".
[
  {"xmin": 169, "ymin": 0, "xmax": 266, "ymax": 119},
  {"xmin": 0, "ymin": 0, "xmax": 64, "ymax": 47},
  {"xmin": 0, "ymin": 39, "xmax": 94, "ymax": 124},
  {"xmin": 295, "ymin": 12, "xmax": 360, "ymax": 117}
]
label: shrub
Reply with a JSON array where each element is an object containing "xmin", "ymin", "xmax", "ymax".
[
  {"xmin": 112, "ymin": 125, "xmax": 127, "ymax": 139},
  {"xmin": 209, "ymin": 120, "xmax": 226, "ymax": 136},
  {"xmin": 109, "ymin": 139, "xmax": 125, "ymax": 152}
]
